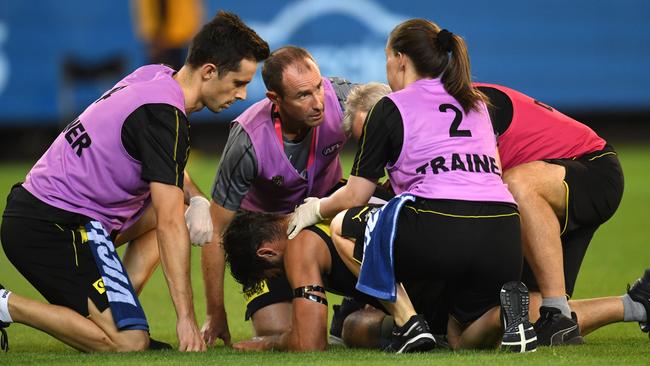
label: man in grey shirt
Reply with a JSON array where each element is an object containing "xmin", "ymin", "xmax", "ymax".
[
  {"xmin": 199, "ymin": 45, "xmax": 356, "ymax": 347},
  {"xmin": 212, "ymin": 76, "xmax": 354, "ymax": 210}
]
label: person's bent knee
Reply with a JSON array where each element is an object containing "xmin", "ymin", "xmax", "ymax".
[
  {"xmin": 112, "ymin": 330, "xmax": 150, "ymax": 352},
  {"xmin": 504, "ymin": 161, "xmax": 567, "ymax": 216},
  {"xmin": 251, "ymin": 302, "xmax": 292, "ymax": 337},
  {"xmin": 89, "ymin": 330, "xmax": 149, "ymax": 352},
  {"xmin": 330, "ymin": 210, "xmax": 347, "ymax": 239},
  {"xmin": 342, "ymin": 308, "xmax": 390, "ymax": 349},
  {"xmin": 503, "ymin": 161, "xmax": 564, "ymax": 189},
  {"xmin": 331, "ymin": 210, "xmax": 351, "ymax": 256},
  {"xmin": 503, "ymin": 162, "xmax": 550, "ymax": 201},
  {"xmin": 86, "ymin": 299, "xmax": 150, "ymax": 352},
  {"xmin": 503, "ymin": 162, "xmax": 542, "ymax": 192}
]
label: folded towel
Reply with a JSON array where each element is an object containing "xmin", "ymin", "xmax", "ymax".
[
  {"xmin": 356, "ymin": 194, "xmax": 415, "ymax": 302},
  {"xmin": 85, "ymin": 220, "xmax": 149, "ymax": 331}
]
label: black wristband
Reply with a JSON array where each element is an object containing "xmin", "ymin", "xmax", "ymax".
[{"xmin": 293, "ymin": 285, "xmax": 328, "ymax": 305}]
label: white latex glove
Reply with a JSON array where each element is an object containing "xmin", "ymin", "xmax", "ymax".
[
  {"xmin": 185, "ymin": 196, "xmax": 213, "ymax": 246},
  {"xmin": 287, "ymin": 197, "xmax": 323, "ymax": 240}
]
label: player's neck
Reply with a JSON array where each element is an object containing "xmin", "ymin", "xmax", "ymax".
[
  {"xmin": 402, "ymin": 68, "xmax": 427, "ymax": 90},
  {"xmin": 278, "ymin": 110, "xmax": 310, "ymax": 142},
  {"xmin": 174, "ymin": 66, "xmax": 201, "ymax": 115}
]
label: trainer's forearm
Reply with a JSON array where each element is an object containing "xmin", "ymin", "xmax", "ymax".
[
  {"xmin": 157, "ymin": 219, "xmax": 196, "ymax": 320},
  {"xmin": 201, "ymin": 239, "xmax": 226, "ymax": 313},
  {"xmin": 201, "ymin": 204, "xmax": 235, "ymax": 314},
  {"xmin": 183, "ymin": 170, "xmax": 207, "ymax": 204},
  {"xmin": 320, "ymin": 176, "xmax": 377, "ymax": 218}
]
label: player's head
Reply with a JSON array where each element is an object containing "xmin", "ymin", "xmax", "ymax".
[
  {"xmin": 387, "ymin": 18, "xmax": 485, "ymax": 113},
  {"xmin": 223, "ymin": 211, "xmax": 287, "ymax": 289},
  {"xmin": 342, "ymin": 82, "xmax": 391, "ymax": 141},
  {"xmin": 185, "ymin": 11, "xmax": 269, "ymax": 113},
  {"xmin": 262, "ymin": 46, "xmax": 325, "ymax": 128}
]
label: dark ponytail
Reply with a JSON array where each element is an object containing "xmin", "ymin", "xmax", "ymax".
[
  {"xmin": 388, "ymin": 19, "xmax": 486, "ymax": 113},
  {"xmin": 441, "ymin": 31, "xmax": 486, "ymax": 113}
]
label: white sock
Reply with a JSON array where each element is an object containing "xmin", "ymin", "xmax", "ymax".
[
  {"xmin": 622, "ymin": 294, "xmax": 647, "ymax": 322},
  {"xmin": 0, "ymin": 289, "xmax": 13, "ymax": 323},
  {"xmin": 542, "ymin": 296, "xmax": 572, "ymax": 318}
]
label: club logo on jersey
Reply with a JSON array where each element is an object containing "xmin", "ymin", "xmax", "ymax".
[
  {"xmin": 322, "ymin": 141, "xmax": 343, "ymax": 157},
  {"xmin": 272, "ymin": 175, "xmax": 284, "ymax": 186},
  {"xmin": 93, "ymin": 278, "xmax": 106, "ymax": 294}
]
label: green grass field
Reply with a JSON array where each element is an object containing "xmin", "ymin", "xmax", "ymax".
[{"xmin": 1, "ymin": 145, "xmax": 650, "ymax": 365}]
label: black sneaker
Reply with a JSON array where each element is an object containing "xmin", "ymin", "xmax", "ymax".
[
  {"xmin": 627, "ymin": 268, "xmax": 650, "ymax": 337},
  {"xmin": 329, "ymin": 297, "xmax": 365, "ymax": 345},
  {"xmin": 500, "ymin": 281, "xmax": 537, "ymax": 353},
  {"xmin": 148, "ymin": 337, "xmax": 172, "ymax": 350},
  {"xmin": 534, "ymin": 306, "xmax": 584, "ymax": 346},
  {"xmin": 382, "ymin": 314, "xmax": 436, "ymax": 353},
  {"xmin": 0, "ymin": 284, "xmax": 9, "ymax": 352}
]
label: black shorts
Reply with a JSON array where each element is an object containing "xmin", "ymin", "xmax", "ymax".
[
  {"xmin": 403, "ymin": 280, "xmax": 449, "ymax": 334},
  {"xmin": 1, "ymin": 185, "xmax": 109, "ymax": 316},
  {"xmin": 522, "ymin": 144, "xmax": 624, "ymax": 296},
  {"xmin": 243, "ymin": 276, "xmax": 293, "ymax": 321},
  {"xmin": 342, "ymin": 198, "xmax": 522, "ymax": 326}
]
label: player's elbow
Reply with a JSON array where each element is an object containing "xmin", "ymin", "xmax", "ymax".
[
  {"xmin": 287, "ymin": 329, "xmax": 327, "ymax": 352},
  {"xmin": 345, "ymin": 179, "xmax": 374, "ymax": 207},
  {"xmin": 155, "ymin": 214, "xmax": 188, "ymax": 240},
  {"xmin": 343, "ymin": 187, "xmax": 371, "ymax": 209},
  {"xmin": 155, "ymin": 208, "xmax": 185, "ymax": 229},
  {"xmin": 349, "ymin": 194, "xmax": 370, "ymax": 208}
]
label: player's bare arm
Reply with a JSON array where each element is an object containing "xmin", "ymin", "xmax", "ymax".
[
  {"xmin": 150, "ymin": 182, "xmax": 206, "ymax": 352},
  {"xmin": 234, "ymin": 229, "xmax": 331, "ymax": 351},
  {"xmin": 199, "ymin": 201, "xmax": 235, "ymax": 346}
]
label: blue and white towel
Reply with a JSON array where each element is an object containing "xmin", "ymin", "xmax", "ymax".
[
  {"xmin": 85, "ymin": 220, "xmax": 149, "ymax": 331},
  {"xmin": 356, "ymin": 193, "xmax": 415, "ymax": 302}
]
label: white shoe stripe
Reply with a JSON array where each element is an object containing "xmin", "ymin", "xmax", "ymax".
[
  {"xmin": 397, "ymin": 333, "xmax": 435, "ymax": 354},
  {"xmin": 402, "ymin": 321, "xmax": 420, "ymax": 337},
  {"xmin": 501, "ymin": 323, "xmax": 538, "ymax": 352},
  {"xmin": 551, "ymin": 324, "xmax": 578, "ymax": 344}
]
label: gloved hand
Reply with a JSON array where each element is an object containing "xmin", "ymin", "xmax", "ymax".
[
  {"xmin": 287, "ymin": 197, "xmax": 323, "ymax": 240},
  {"xmin": 185, "ymin": 196, "xmax": 213, "ymax": 246}
]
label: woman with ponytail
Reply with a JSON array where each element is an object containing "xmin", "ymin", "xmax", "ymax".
[{"xmin": 288, "ymin": 19, "xmax": 536, "ymax": 352}]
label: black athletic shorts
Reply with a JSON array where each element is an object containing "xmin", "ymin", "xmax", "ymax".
[
  {"xmin": 342, "ymin": 198, "xmax": 522, "ymax": 326},
  {"xmin": 1, "ymin": 184, "xmax": 109, "ymax": 316},
  {"xmin": 522, "ymin": 144, "xmax": 624, "ymax": 296}
]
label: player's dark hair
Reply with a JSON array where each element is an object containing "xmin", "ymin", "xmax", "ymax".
[
  {"xmin": 262, "ymin": 46, "xmax": 317, "ymax": 97},
  {"xmin": 186, "ymin": 10, "xmax": 269, "ymax": 76},
  {"xmin": 388, "ymin": 18, "xmax": 486, "ymax": 113},
  {"xmin": 223, "ymin": 211, "xmax": 285, "ymax": 290}
]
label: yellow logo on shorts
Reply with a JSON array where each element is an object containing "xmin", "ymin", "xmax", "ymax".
[
  {"xmin": 93, "ymin": 278, "xmax": 106, "ymax": 294},
  {"xmin": 243, "ymin": 280, "xmax": 270, "ymax": 304}
]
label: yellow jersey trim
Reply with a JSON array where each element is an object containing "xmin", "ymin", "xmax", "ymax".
[
  {"xmin": 243, "ymin": 280, "xmax": 270, "ymax": 305},
  {"xmin": 353, "ymin": 101, "xmax": 378, "ymax": 176},
  {"xmin": 404, "ymin": 206, "xmax": 520, "ymax": 219},
  {"xmin": 173, "ymin": 109, "xmax": 180, "ymax": 186}
]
